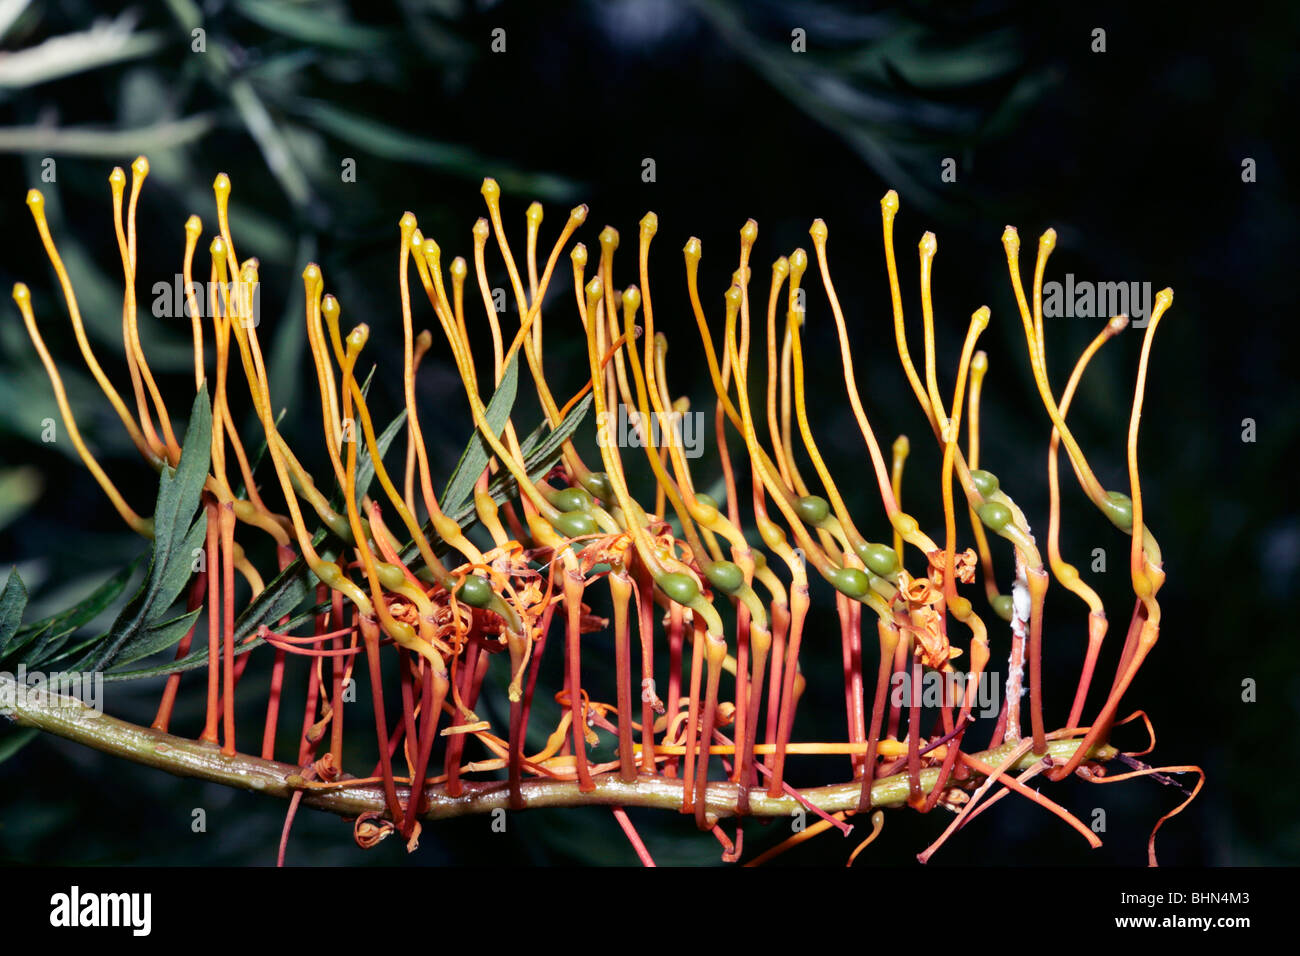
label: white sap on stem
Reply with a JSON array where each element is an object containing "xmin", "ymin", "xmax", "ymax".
[{"xmin": 1004, "ymin": 553, "xmax": 1031, "ymax": 742}]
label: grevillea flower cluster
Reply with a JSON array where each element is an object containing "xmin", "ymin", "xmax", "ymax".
[{"xmin": 10, "ymin": 157, "xmax": 1202, "ymax": 865}]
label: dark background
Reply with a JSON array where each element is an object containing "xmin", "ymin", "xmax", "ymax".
[{"xmin": 0, "ymin": 0, "xmax": 1295, "ymax": 866}]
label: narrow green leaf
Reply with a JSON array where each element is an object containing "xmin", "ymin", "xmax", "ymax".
[
  {"xmin": 105, "ymin": 607, "xmax": 203, "ymax": 672},
  {"xmin": 355, "ymin": 408, "xmax": 407, "ymax": 508},
  {"xmin": 79, "ymin": 387, "xmax": 211, "ymax": 673},
  {"xmin": 440, "ymin": 352, "xmax": 519, "ymax": 517},
  {"xmin": 5, "ymin": 559, "xmax": 140, "ymax": 664},
  {"xmin": 0, "ymin": 568, "xmax": 28, "ymax": 658}
]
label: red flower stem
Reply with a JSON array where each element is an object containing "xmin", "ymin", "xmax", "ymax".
[
  {"xmin": 857, "ymin": 619, "xmax": 899, "ymax": 812},
  {"xmin": 763, "ymin": 599, "xmax": 789, "ymax": 770},
  {"xmin": 563, "ymin": 565, "xmax": 595, "ymax": 792},
  {"xmin": 259, "ymin": 544, "xmax": 296, "ymax": 761},
  {"xmin": 664, "ymin": 600, "xmax": 684, "ymax": 778},
  {"xmin": 681, "ymin": 616, "xmax": 706, "ymax": 812},
  {"xmin": 632, "ymin": 562, "xmax": 657, "ymax": 775},
  {"xmin": 609, "ymin": 571, "xmax": 637, "ymax": 782},
  {"xmin": 199, "ymin": 496, "xmax": 221, "ymax": 744},
  {"xmin": 360, "ymin": 615, "xmax": 404, "ymax": 827},
  {"xmin": 219, "ymin": 502, "xmax": 237, "ymax": 756},
  {"xmin": 152, "ymin": 573, "xmax": 206, "ymax": 732},
  {"xmin": 766, "ymin": 581, "xmax": 809, "ymax": 798},
  {"xmin": 906, "ymin": 643, "xmax": 923, "ymax": 807}
]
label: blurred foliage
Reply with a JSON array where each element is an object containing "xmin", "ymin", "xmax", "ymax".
[{"xmin": 0, "ymin": 0, "xmax": 1296, "ymax": 866}]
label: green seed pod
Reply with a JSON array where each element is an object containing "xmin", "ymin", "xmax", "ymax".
[
  {"xmin": 1101, "ymin": 490, "xmax": 1134, "ymax": 532},
  {"xmin": 705, "ymin": 560, "xmax": 744, "ymax": 594},
  {"xmin": 977, "ymin": 501, "xmax": 1012, "ymax": 531},
  {"xmin": 549, "ymin": 486, "xmax": 593, "ymax": 513},
  {"xmin": 857, "ymin": 541, "xmax": 899, "ymax": 577},
  {"xmin": 656, "ymin": 571, "xmax": 700, "ymax": 606},
  {"xmin": 551, "ymin": 510, "xmax": 597, "ymax": 538},
  {"xmin": 970, "ymin": 469, "xmax": 1000, "ymax": 498},
  {"xmin": 582, "ymin": 471, "xmax": 614, "ymax": 503},
  {"xmin": 376, "ymin": 562, "xmax": 406, "ymax": 591},
  {"xmin": 456, "ymin": 575, "xmax": 494, "ymax": 608},
  {"xmin": 795, "ymin": 494, "xmax": 830, "ymax": 525},
  {"xmin": 991, "ymin": 594, "xmax": 1014, "ymax": 621},
  {"xmin": 830, "ymin": 566, "xmax": 871, "ymax": 600}
]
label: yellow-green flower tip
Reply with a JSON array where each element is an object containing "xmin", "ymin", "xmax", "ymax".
[
  {"xmin": 585, "ymin": 275, "xmax": 603, "ymax": 300},
  {"xmin": 773, "ymin": 256, "xmax": 789, "ymax": 277},
  {"xmin": 919, "ymin": 231, "xmax": 937, "ymax": 256},
  {"xmin": 741, "ymin": 218, "xmax": 758, "ymax": 244},
  {"xmin": 132, "ymin": 156, "xmax": 150, "ymax": 178},
  {"xmin": 881, "ymin": 189, "xmax": 899, "ymax": 216},
  {"xmin": 683, "ymin": 236, "xmax": 701, "ymax": 261},
  {"xmin": 109, "ymin": 167, "xmax": 126, "ymax": 187},
  {"xmin": 480, "ymin": 177, "xmax": 501, "ymax": 201},
  {"xmin": 724, "ymin": 284, "xmax": 742, "ymax": 308},
  {"xmin": 421, "ymin": 238, "xmax": 439, "ymax": 261},
  {"xmin": 415, "ymin": 329, "xmax": 433, "ymax": 350},
  {"xmin": 321, "ymin": 294, "xmax": 339, "ymax": 318},
  {"xmin": 26, "ymin": 189, "xmax": 43, "ymax": 210},
  {"xmin": 809, "ymin": 218, "xmax": 828, "ymax": 243},
  {"xmin": 302, "ymin": 262, "xmax": 322, "ymax": 284},
  {"xmin": 1156, "ymin": 287, "xmax": 1174, "ymax": 308},
  {"xmin": 972, "ymin": 306, "xmax": 990, "ymax": 331},
  {"xmin": 971, "ymin": 350, "xmax": 988, "ymax": 374},
  {"xmin": 13, "ymin": 282, "xmax": 30, "ymax": 303},
  {"xmin": 450, "ymin": 256, "xmax": 467, "ymax": 279},
  {"xmin": 1107, "ymin": 315, "xmax": 1129, "ymax": 335},
  {"xmin": 893, "ymin": 434, "xmax": 910, "ymax": 457},
  {"xmin": 599, "ymin": 226, "xmax": 619, "ymax": 251},
  {"xmin": 213, "ymin": 172, "xmax": 230, "ymax": 196},
  {"xmin": 569, "ymin": 204, "xmax": 588, "ymax": 225},
  {"xmin": 526, "ymin": 201, "xmax": 543, "ymax": 224},
  {"xmin": 622, "ymin": 285, "xmax": 641, "ymax": 312},
  {"xmin": 346, "ymin": 324, "xmax": 369, "ymax": 351},
  {"xmin": 789, "ymin": 247, "xmax": 807, "ymax": 273},
  {"xmin": 399, "ymin": 211, "xmax": 417, "ymax": 233},
  {"xmin": 210, "ymin": 235, "xmax": 226, "ymax": 256},
  {"xmin": 571, "ymin": 242, "xmax": 587, "ymax": 266},
  {"xmin": 1002, "ymin": 225, "xmax": 1019, "ymax": 249},
  {"xmin": 1039, "ymin": 227, "xmax": 1057, "ymax": 251},
  {"xmin": 640, "ymin": 211, "xmax": 658, "ymax": 237},
  {"xmin": 472, "ymin": 218, "xmax": 490, "ymax": 240},
  {"xmin": 185, "ymin": 214, "xmax": 202, "ymax": 236}
]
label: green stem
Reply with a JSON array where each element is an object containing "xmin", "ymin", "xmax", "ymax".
[{"xmin": 1, "ymin": 674, "xmax": 1115, "ymax": 821}]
